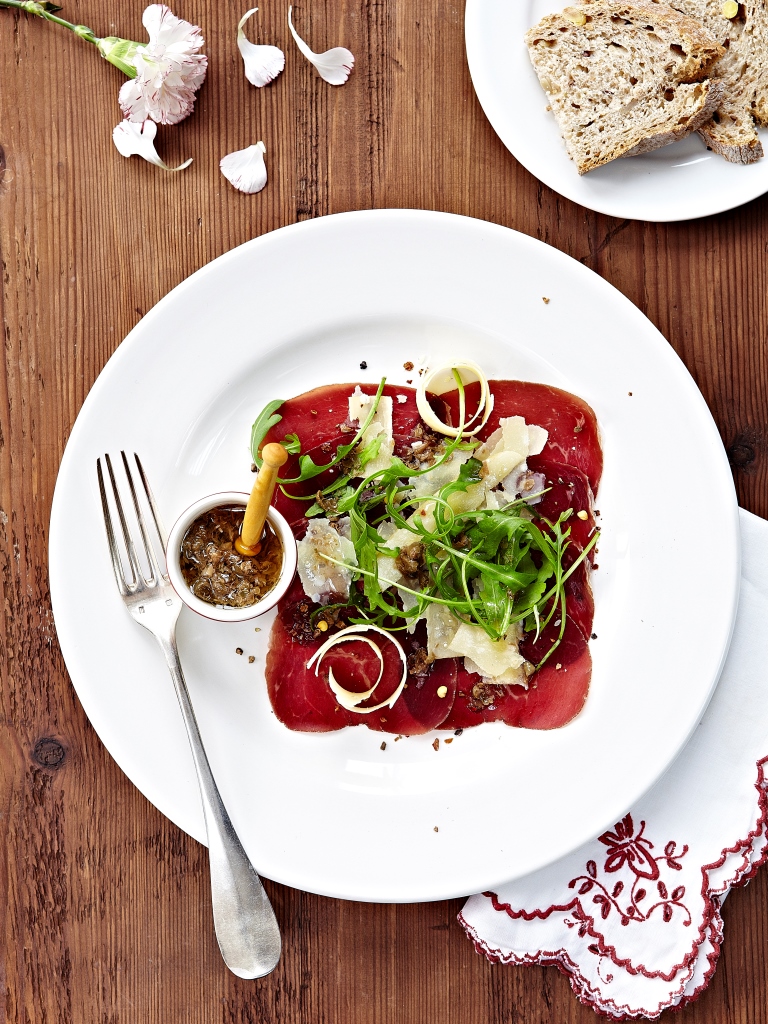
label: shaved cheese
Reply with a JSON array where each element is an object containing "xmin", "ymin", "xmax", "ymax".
[
  {"xmin": 297, "ymin": 519, "xmax": 357, "ymax": 603},
  {"xmin": 483, "ymin": 488, "xmax": 502, "ymax": 511},
  {"xmin": 477, "ymin": 417, "xmax": 548, "ymax": 466},
  {"xmin": 446, "ymin": 482, "xmax": 485, "ymax": 513},
  {"xmin": 408, "ymin": 450, "xmax": 471, "ymax": 499},
  {"xmin": 397, "ymin": 588, "xmax": 420, "ymax": 633},
  {"xmin": 425, "ymin": 604, "xmax": 462, "ymax": 659},
  {"xmin": 377, "ymin": 519, "xmax": 396, "ymax": 541},
  {"xmin": 470, "ymin": 416, "xmax": 550, "ymax": 499},
  {"xmin": 528, "ymin": 424, "xmax": 548, "ymax": 456},
  {"xmin": 415, "ymin": 360, "xmax": 494, "ymax": 437},
  {"xmin": 464, "ymin": 658, "xmax": 525, "ymax": 687},
  {"xmin": 348, "ymin": 387, "xmax": 395, "ymax": 474},
  {"xmin": 474, "ymin": 427, "xmax": 503, "ymax": 462},
  {"xmin": 448, "ymin": 623, "xmax": 525, "ymax": 679},
  {"xmin": 411, "ymin": 504, "xmax": 437, "ymax": 533},
  {"xmin": 483, "ymin": 450, "xmax": 525, "ymax": 489},
  {"xmin": 501, "ymin": 416, "xmax": 529, "ymax": 455},
  {"xmin": 306, "ymin": 624, "xmax": 407, "ymax": 714}
]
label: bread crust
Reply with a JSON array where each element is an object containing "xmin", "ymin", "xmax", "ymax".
[
  {"xmin": 699, "ymin": 130, "xmax": 764, "ymax": 164},
  {"xmin": 623, "ymin": 78, "xmax": 725, "ymax": 155}
]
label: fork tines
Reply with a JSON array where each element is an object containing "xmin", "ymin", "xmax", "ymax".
[{"xmin": 97, "ymin": 453, "xmax": 169, "ymax": 593}]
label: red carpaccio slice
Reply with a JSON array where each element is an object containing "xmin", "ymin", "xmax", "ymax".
[
  {"xmin": 266, "ymin": 598, "xmax": 356, "ymax": 733},
  {"xmin": 263, "ymin": 378, "xmax": 600, "ymax": 735},
  {"xmin": 562, "ymin": 555, "xmax": 595, "ymax": 642},
  {"xmin": 510, "ymin": 618, "xmax": 591, "ymax": 728},
  {"xmin": 529, "ymin": 458, "xmax": 597, "ymax": 556},
  {"xmin": 440, "ymin": 380, "xmax": 603, "ymax": 493},
  {"xmin": 362, "ymin": 624, "xmax": 458, "ymax": 736},
  {"xmin": 265, "ymin": 580, "xmax": 457, "ymax": 735}
]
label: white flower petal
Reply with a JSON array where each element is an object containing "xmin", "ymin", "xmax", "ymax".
[
  {"xmin": 119, "ymin": 5, "xmax": 208, "ymax": 126},
  {"xmin": 237, "ymin": 8, "xmax": 286, "ymax": 87},
  {"xmin": 143, "ymin": 4, "xmax": 204, "ymax": 52},
  {"xmin": 112, "ymin": 120, "xmax": 192, "ymax": 171},
  {"xmin": 220, "ymin": 141, "xmax": 268, "ymax": 193},
  {"xmin": 287, "ymin": 6, "xmax": 354, "ymax": 85}
]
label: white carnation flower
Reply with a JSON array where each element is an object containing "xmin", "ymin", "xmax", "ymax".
[{"xmin": 119, "ymin": 5, "xmax": 208, "ymax": 126}]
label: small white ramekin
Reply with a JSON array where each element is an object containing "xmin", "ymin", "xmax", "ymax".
[{"xmin": 166, "ymin": 491, "xmax": 297, "ymax": 623}]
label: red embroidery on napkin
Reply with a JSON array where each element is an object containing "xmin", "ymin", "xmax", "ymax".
[
  {"xmin": 567, "ymin": 813, "xmax": 691, "ymax": 927},
  {"xmin": 459, "ymin": 755, "xmax": 768, "ymax": 1020}
]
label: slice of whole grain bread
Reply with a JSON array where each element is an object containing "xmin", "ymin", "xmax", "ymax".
[
  {"xmin": 526, "ymin": 2, "xmax": 725, "ymax": 174},
  {"xmin": 612, "ymin": 0, "xmax": 767, "ymax": 163}
]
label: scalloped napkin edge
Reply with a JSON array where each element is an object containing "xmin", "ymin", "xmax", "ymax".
[{"xmin": 460, "ymin": 508, "xmax": 768, "ymax": 1020}]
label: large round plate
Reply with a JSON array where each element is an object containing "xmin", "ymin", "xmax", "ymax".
[
  {"xmin": 465, "ymin": 0, "xmax": 768, "ymax": 221},
  {"xmin": 49, "ymin": 210, "xmax": 739, "ymax": 902}
]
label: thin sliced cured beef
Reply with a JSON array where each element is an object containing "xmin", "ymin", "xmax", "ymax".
[
  {"xmin": 264, "ymin": 382, "xmax": 429, "ymax": 454},
  {"xmin": 265, "ymin": 580, "xmax": 458, "ymax": 735},
  {"xmin": 266, "ymin": 587, "xmax": 357, "ymax": 733},
  {"xmin": 504, "ymin": 619, "xmax": 591, "ymax": 729},
  {"xmin": 266, "ymin": 620, "xmax": 354, "ymax": 732},
  {"xmin": 562, "ymin": 555, "xmax": 595, "ymax": 642},
  {"xmin": 493, "ymin": 647, "xmax": 591, "ymax": 729},
  {"xmin": 363, "ymin": 625, "xmax": 458, "ymax": 736},
  {"xmin": 441, "ymin": 380, "xmax": 603, "ymax": 493},
  {"xmin": 530, "ymin": 458, "xmax": 597, "ymax": 559},
  {"xmin": 528, "ymin": 457, "xmax": 596, "ymax": 638},
  {"xmin": 438, "ymin": 669, "xmax": 504, "ymax": 731}
]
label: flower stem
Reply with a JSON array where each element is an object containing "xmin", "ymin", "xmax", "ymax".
[{"xmin": 0, "ymin": 0, "xmax": 100, "ymax": 45}]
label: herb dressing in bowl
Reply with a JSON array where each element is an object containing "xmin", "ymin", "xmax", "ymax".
[{"xmin": 166, "ymin": 491, "xmax": 297, "ymax": 623}]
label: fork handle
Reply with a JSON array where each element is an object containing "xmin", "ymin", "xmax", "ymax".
[{"xmin": 156, "ymin": 632, "xmax": 282, "ymax": 979}]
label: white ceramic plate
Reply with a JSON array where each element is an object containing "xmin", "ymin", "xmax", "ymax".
[
  {"xmin": 465, "ymin": 0, "xmax": 768, "ymax": 221},
  {"xmin": 49, "ymin": 210, "xmax": 739, "ymax": 902}
]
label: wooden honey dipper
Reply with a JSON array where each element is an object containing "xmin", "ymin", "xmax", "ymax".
[{"xmin": 234, "ymin": 442, "xmax": 289, "ymax": 556}]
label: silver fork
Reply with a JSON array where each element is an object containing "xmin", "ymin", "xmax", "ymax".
[{"xmin": 97, "ymin": 452, "xmax": 281, "ymax": 979}]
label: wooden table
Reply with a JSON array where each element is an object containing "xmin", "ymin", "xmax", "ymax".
[{"xmin": 1, "ymin": 1, "xmax": 766, "ymax": 1020}]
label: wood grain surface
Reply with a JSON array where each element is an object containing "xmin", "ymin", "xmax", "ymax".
[{"xmin": 1, "ymin": 1, "xmax": 767, "ymax": 1021}]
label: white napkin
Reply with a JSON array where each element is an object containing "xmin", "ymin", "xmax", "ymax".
[{"xmin": 460, "ymin": 508, "xmax": 768, "ymax": 1019}]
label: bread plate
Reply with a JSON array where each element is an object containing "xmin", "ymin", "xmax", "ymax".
[
  {"xmin": 49, "ymin": 210, "xmax": 739, "ymax": 901},
  {"xmin": 465, "ymin": 0, "xmax": 768, "ymax": 221}
]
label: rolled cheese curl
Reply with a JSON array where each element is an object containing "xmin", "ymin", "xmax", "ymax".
[
  {"xmin": 305, "ymin": 624, "xmax": 408, "ymax": 713},
  {"xmin": 416, "ymin": 360, "xmax": 494, "ymax": 438}
]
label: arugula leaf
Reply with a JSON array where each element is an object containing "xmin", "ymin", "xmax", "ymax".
[
  {"xmin": 472, "ymin": 576, "xmax": 508, "ymax": 636},
  {"xmin": 250, "ymin": 400, "xmax": 285, "ymax": 466},
  {"xmin": 441, "ymin": 457, "xmax": 483, "ymax": 501},
  {"xmin": 356, "ymin": 434, "xmax": 384, "ymax": 469}
]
